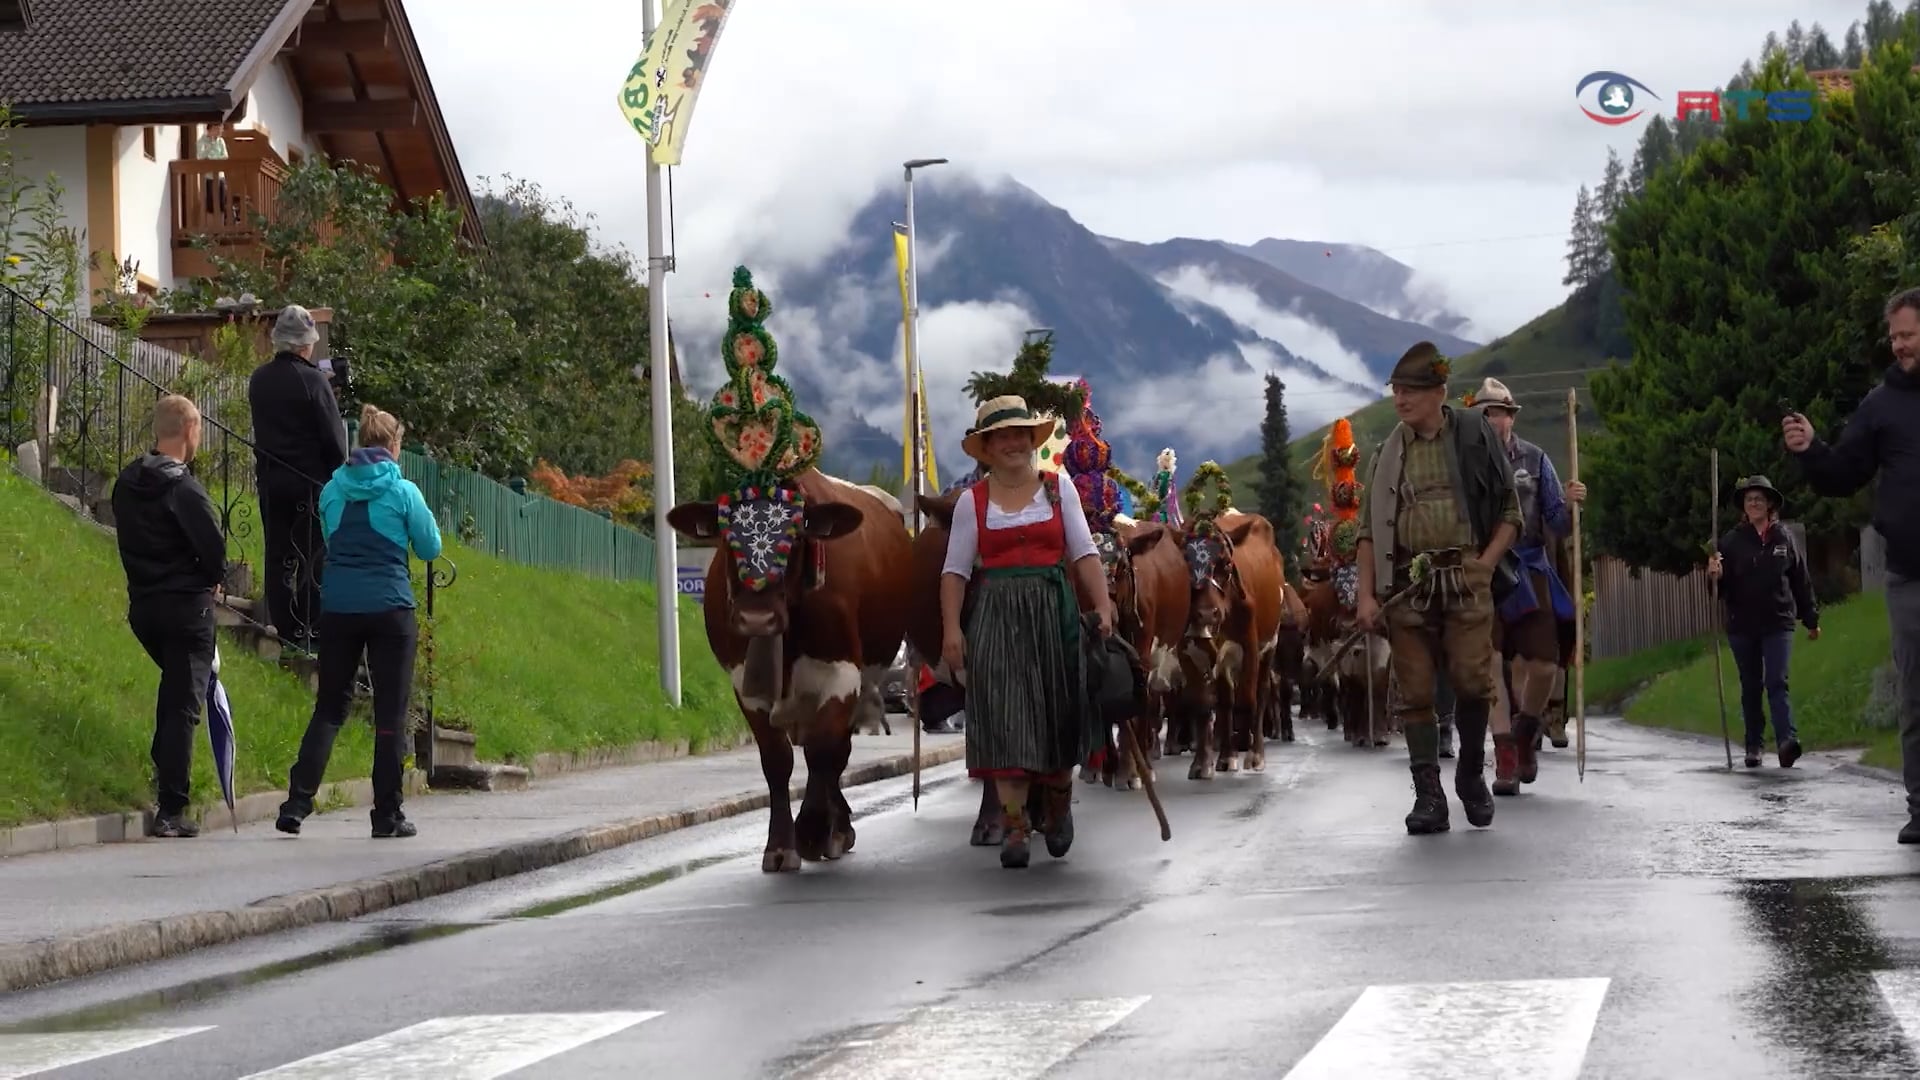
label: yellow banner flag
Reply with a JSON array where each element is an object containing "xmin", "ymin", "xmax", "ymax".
[
  {"xmin": 616, "ymin": 0, "xmax": 737, "ymax": 166},
  {"xmin": 892, "ymin": 224, "xmax": 939, "ymax": 495}
]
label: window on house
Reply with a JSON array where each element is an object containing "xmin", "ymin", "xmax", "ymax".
[{"xmin": 142, "ymin": 127, "xmax": 156, "ymax": 160}]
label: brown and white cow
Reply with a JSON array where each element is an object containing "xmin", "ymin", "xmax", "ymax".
[
  {"xmin": 1300, "ymin": 569, "xmax": 1392, "ymax": 748},
  {"xmin": 1171, "ymin": 511, "xmax": 1285, "ymax": 777},
  {"xmin": 1090, "ymin": 515, "xmax": 1190, "ymax": 791},
  {"xmin": 667, "ymin": 470, "xmax": 913, "ymax": 873}
]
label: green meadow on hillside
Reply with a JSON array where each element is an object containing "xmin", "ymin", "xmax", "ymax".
[{"xmin": 0, "ymin": 467, "xmax": 741, "ymax": 827}]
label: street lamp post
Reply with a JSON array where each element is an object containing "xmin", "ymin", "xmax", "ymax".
[{"xmin": 902, "ymin": 157, "xmax": 947, "ymax": 535}]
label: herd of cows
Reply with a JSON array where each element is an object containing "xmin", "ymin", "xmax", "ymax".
[{"xmin": 666, "ymin": 468, "xmax": 1407, "ymax": 875}]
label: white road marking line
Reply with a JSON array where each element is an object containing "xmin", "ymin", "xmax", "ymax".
[
  {"xmin": 802, "ymin": 996, "xmax": 1149, "ymax": 1079},
  {"xmin": 238, "ymin": 1012, "xmax": 661, "ymax": 1079},
  {"xmin": 1284, "ymin": 977, "xmax": 1610, "ymax": 1080},
  {"xmin": 1874, "ymin": 970, "xmax": 1920, "ymax": 1048},
  {"xmin": 0, "ymin": 1027, "xmax": 213, "ymax": 1079}
]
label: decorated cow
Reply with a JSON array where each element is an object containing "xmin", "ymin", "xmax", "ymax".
[
  {"xmin": 1299, "ymin": 418, "xmax": 1393, "ymax": 748},
  {"xmin": 665, "ymin": 267, "xmax": 914, "ymax": 873}
]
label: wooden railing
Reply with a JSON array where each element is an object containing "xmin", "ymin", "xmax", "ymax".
[{"xmin": 169, "ymin": 155, "xmax": 289, "ymax": 278}]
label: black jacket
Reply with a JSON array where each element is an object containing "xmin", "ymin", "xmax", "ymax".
[
  {"xmin": 1712, "ymin": 520, "xmax": 1818, "ymax": 638},
  {"xmin": 111, "ymin": 452, "xmax": 227, "ymax": 604},
  {"xmin": 247, "ymin": 351, "xmax": 348, "ymax": 486},
  {"xmin": 1793, "ymin": 363, "xmax": 1920, "ymax": 579}
]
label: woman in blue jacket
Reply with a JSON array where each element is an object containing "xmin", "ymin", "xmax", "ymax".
[{"xmin": 276, "ymin": 403, "xmax": 443, "ymax": 838}]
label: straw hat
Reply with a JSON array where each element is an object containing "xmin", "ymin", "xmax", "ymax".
[{"xmin": 961, "ymin": 395, "xmax": 1056, "ymax": 463}]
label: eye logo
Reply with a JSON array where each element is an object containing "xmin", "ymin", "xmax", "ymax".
[{"xmin": 1576, "ymin": 71, "xmax": 1658, "ymax": 125}]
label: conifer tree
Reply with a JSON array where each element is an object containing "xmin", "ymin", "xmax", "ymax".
[
  {"xmin": 1804, "ymin": 22, "xmax": 1842, "ymax": 69},
  {"xmin": 1563, "ymin": 185, "xmax": 1600, "ymax": 290},
  {"xmin": 1785, "ymin": 20, "xmax": 1807, "ymax": 66},
  {"xmin": 1253, "ymin": 373, "xmax": 1300, "ymax": 560},
  {"xmin": 1844, "ymin": 22, "xmax": 1866, "ymax": 66}
]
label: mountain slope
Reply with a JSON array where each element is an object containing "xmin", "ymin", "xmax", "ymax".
[
  {"xmin": 1227, "ymin": 237, "xmax": 1478, "ymax": 341},
  {"xmin": 1224, "ymin": 301, "xmax": 1615, "ymax": 502},
  {"xmin": 1103, "ymin": 237, "xmax": 1483, "ymax": 385},
  {"xmin": 766, "ymin": 175, "xmax": 1369, "ymax": 479}
]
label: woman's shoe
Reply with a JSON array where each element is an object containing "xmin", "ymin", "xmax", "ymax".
[
  {"xmin": 1000, "ymin": 814, "xmax": 1031, "ymax": 869},
  {"xmin": 1745, "ymin": 746, "xmax": 1763, "ymax": 768},
  {"xmin": 1779, "ymin": 739, "xmax": 1803, "ymax": 768},
  {"xmin": 1044, "ymin": 784, "xmax": 1075, "ymax": 858}
]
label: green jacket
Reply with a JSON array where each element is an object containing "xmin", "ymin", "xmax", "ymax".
[{"xmin": 1365, "ymin": 405, "xmax": 1518, "ymax": 598}]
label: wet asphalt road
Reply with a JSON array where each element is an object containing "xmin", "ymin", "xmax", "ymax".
[{"xmin": 7, "ymin": 716, "xmax": 1920, "ymax": 1079}]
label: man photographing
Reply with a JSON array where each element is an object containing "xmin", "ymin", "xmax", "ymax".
[
  {"xmin": 111, "ymin": 394, "xmax": 228, "ymax": 838},
  {"xmin": 1783, "ymin": 286, "xmax": 1920, "ymax": 843}
]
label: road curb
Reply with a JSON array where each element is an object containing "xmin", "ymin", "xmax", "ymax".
[{"xmin": 0, "ymin": 743, "xmax": 965, "ymax": 994}]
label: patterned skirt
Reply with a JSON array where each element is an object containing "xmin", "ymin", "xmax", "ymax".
[{"xmin": 963, "ymin": 564, "xmax": 1093, "ymax": 779}]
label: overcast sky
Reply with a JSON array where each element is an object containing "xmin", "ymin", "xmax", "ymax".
[{"xmin": 409, "ymin": 0, "xmax": 1870, "ymax": 441}]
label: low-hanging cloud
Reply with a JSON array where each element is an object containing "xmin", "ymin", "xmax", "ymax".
[{"xmin": 1154, "ymin": 265, "xmax": 1375, "ymax": 388}]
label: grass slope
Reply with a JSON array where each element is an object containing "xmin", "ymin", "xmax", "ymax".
[
  {"xmin": 0, "ymin": 467, "xmax": 740, "ymax": 828},
  {"xmin": 1225, "ymin": 302, "xmax": 1614, "ymax": 499},
  {"xmin": 1622, "ymin": 591, "xmax": 1896, "ymax": 765}
]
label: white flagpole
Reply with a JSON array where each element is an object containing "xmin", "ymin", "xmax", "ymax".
[{"xmin": 645, "ymin": 0, "xmax": 681, "ymax": 706}]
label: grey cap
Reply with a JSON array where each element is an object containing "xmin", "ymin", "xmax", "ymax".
[{"xmin": 271, "ymin": 304, "xmax": 319, "ymax": 348}]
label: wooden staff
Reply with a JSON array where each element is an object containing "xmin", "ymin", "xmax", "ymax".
[
  {"xmin": 1708, "ymin": 449, "xmax": 1733, "ymax": 770},
  {"xmin": 1566, "ymin": 389, "xmax": 1588, "ymax": 781}
]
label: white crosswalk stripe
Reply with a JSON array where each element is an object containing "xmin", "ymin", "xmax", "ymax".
[
  {"xmin": 798, "ymin": 996, "xmax": 1150, "ymax": 1079},
  {"xmin": 0, "ymin": 1027, "xmax": 213, "ymax": 1079},
  {"xmin": 1875, "ymin": 970, "xmax": 1920, "ymax": 1047},
  {"xmin": 1283, "ymin": 977, "xmax": 1611, "ymax": 1080},
  {"xmin": 237, "ymin": 1012, "xmax": 662, "ymax": 1079}
]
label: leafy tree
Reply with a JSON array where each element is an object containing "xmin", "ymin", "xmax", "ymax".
[
  {"xmin": 1253, "ymin": 373, "xmax": 1300, "ymax": 560},
  {"xmin": 1584, "ymin": 48, "xmax": 1920, "ymax": 575},
  {"xmin": 529, "ymin": 457, "xmax": 652, "ymax": 526}
]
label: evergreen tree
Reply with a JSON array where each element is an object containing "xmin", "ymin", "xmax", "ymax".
[
  {"xmin": 1867, "ymin": 0, "xmax": 1900, "ymax": 49},
  {"xmin": 1785, "ymin": 20, "xmax": 1808, "ymax": 66},
  {"xmin": 1585, "ymin": 47, "xmax": 1920, "ymax": 574},
  {"xmin": 1563, "ymin": 185, "xmax": 1600, "ymax": 290},
  {"xmin": 1804, "ymin": 22, "xmax": 1842, "ymax": 69},
  {"xmin": 1763, "ymin": 30, "xmax": 1784, "ymax": 61},
  {"xmin": 1596, "ymin": 149, "xmax": 1626, "ymax": 263},
  {"xmin": 1254, "ymin": 373, "xmax": 1301, "ymax": 561},
  {"xmin": 1844, "ymin": 21, "xmax": 1867, "ymax": 66},
  {"xmin": 1628, "ymin": 116, "xmax": 1679, "ymax": 193}
]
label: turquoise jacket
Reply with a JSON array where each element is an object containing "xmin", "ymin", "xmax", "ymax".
[{"xmin": 318, "ymin": 447, "xmax": 443, "ymax": 614}]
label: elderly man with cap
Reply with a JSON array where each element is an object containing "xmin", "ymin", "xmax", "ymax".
[
  {"xmin": 247, "ymin": 304, "xmax": 349, "ymax": 653},
  {"xmin": 1706, "ymin": 474, "xmax": 1818, "ymax": 769},
  {"xmin": 1465, "ymin": 377, "xmax": 1586, "ymax": 795},
  {"xmin": 1356, "ymin": 343, "xmax": 1523, "ymax": 834}
]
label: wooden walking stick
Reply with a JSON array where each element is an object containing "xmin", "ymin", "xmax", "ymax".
[
  {"xmin": 1566, "ymin": 390, "xmax": 1588, "ymax": 780},
  {"xmin": 1708, "ymin": 449, "xmax": 1734, "ymax": 770}
]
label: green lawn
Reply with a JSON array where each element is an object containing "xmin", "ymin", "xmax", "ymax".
[
  {"xmin": 1623, "ymin": 591, "xmax": 1896, "ymax": 764},
  {"xmin": 0, "ymin": 466, "xmax": 741, "ymax": 827},
  {"xmin": 1225, "ymin": 302, "xmax": 1616, "ymax": 500},
  {"xmin": 1585, "ymin": 636, "xmax": 1710, "ymax": 711}
]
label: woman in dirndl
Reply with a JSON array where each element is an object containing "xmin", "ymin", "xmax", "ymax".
[{"xmin": 940, "ymin": 396, "xmax": 1115, "ymax": 869}]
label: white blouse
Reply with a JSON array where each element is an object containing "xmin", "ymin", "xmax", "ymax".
[{"xmin": 941, "ymin": 478, "xmax": 1099, "ymax": 580}]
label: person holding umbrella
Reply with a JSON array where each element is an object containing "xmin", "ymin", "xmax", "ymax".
[
  {"xmin": 1706, "ymin": 475, "xmax": 1819, "ymax": 769},
  {"xmin": 111, "ymin": 394, "xmax": 228, "ymax": 838},
  {"xmin": 275, "ymin": 403, "xmax": 441, "ymax": 839}
]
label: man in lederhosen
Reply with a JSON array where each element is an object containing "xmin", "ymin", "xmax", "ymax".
[
  {"xmin": 1357, "ymin": 344, "xmax": 1522, "ymax": 834},
  {"xmin": 1468, "ymin": 378, "xmax": 1586, "ymax": 794}
]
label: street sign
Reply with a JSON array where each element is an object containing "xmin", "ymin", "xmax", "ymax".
[{"xmin": 676, "ymin": 563, "xmax": 706, "ymax": 599}]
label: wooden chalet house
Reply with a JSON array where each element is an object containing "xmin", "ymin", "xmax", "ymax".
[{"xmin": 0, "ymin": 0, "xmax": 481, "ymax": 330}]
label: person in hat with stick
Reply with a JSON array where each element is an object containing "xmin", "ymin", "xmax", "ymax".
[
  {"xmin": 1466, "ymin": 377, "xmax": 1587, "ymax": 795},
  {"xmin": 1356, "ymin": 343, "xmax": 1522, "ymax": 834},
  {"xmin": 1705, "ymin": 475, "xmax": 1818, "ymax": 769},
  {"xmin": 940, "ymin": 395, "xmax": 1115, "ymax": 869}
]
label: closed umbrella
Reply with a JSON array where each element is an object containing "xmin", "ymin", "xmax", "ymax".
[{"xmin": 206, "ymin": 645, "xmax": 238, "ymax": 834}]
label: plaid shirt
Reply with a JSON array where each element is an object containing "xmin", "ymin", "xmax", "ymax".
[{"xmin": 1360, "ymin": 414, "xmax": 1523, "ymax": 559}]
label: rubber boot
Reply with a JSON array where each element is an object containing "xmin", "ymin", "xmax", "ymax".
[
  {"xmin": 1492, "ymin": 735, "xmax": 1522, "ymax": 796},
  {"xmin": 1513, "ymin": 713, "xmax": 1543, "ymax": 784},
  {"xmin": 1452, "ymin": 701, "xmax": 1494, "ymax": 828},
  {"xmin": 1403, "ymin": 723, "xmax": 1450, "ymax": 835}
]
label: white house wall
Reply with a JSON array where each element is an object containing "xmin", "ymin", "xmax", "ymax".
[
  {"xmin": 246, "ymin": 59, "xmax": 310, "ymax": 162},
  {"xmin": 4, "ymin": 125, "xmax": 88, "ymax": 311},
  {"xmin": 114, "ymin": 125, "xmax": 178, "ymax": 288}
]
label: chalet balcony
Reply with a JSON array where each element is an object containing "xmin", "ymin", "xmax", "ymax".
[{"xmin": 168, "ymin": 149, "xmax": 288, "ymax": 281}]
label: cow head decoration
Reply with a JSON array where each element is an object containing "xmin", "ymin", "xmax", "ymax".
[{"xmin": 667, "ymin": 486, "xmax": 863, "ymax": 638}]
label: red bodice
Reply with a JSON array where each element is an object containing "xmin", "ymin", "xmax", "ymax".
[{"xmin": 973, "ymin": 476, "xmax": 1066, "ymax": 570}]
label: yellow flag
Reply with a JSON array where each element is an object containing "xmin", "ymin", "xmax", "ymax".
[
  {"xmin": 892, "ymin": 223, "xmax": 941, "ymax": 496},
  {"xmin": 616, "ymin": 0, "xmax": 737, "ymax": 166}
]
